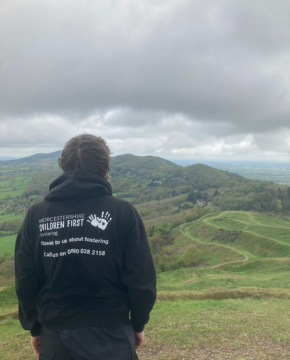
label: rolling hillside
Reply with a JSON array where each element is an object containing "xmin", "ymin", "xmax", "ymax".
[
  {"xmin": 1, "ymin": 156, "xmax": 290, "ymax": 359},
  {"xmin": 184, "ymin": 211, "xmax": 290, "ymax": 259},
  {"xmin": 153, "ymin": 211, "xmax": 290, "ymax": 308},
  {"xmin": 2, "ymin": 151, "xmax": 288, "ymax": 213}
]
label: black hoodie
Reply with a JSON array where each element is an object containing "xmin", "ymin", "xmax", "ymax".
[{"xmin": 15, "ymin": 171, "xmax": 156, "ymax": 336}]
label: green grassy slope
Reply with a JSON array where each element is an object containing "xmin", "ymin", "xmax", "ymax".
[
  {"xmin": 1, "ymin": 206, "xmax": 290, "ymax": 358},
  {"xmin": 186, "ymin": 211, "xmax": 290, "ymax": 259},
  {"xmin": 169, "ymin": 227, "xmax": 245, "ymax": 267},
  {"xmin": 157, "ymin": 258, "xmax": 290, "ymax": 293},
  {"xmin": 207, "ymin": 211, "xmax": 290, "ymax": 245}
]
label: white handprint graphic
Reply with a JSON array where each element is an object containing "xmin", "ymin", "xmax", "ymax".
[{"xmin": 87, "ymin": 211, "xmax": 112, "ymax": 230}]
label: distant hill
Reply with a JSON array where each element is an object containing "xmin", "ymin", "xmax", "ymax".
[
  {"xmin": 111, "ymin": 154, "xmax": 246, "ymax": 182},
  {"xmin": 184, "ymin": 163, "xmax": 246, "ymax": 189},
  {"xmin": 2, "ymin": 151, "xmax": 288, "ymax": 212},
  {"xmin": 110, "ymin": 154, "xmax": 248, "ymax": 192},
  {"xmin": 1, "ymin": 150, "xmax": 62, "ymax": 164},
  {"xmin": 110, "ymin": 154, "xmax": 180, "ymax": 176},
  {"xmin": 0, "ymin": 151, "xmax": 256, "ymax": 188}
]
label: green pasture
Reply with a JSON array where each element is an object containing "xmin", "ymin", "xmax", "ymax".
[
  {"xmin": 0, "ymin": 213, "xmax": 24, "ymax": 222},
  {"xmin": 13, "ymin": 177, "xmax": 31, "ymax": 187},
  {"xmin": 0, "ymin": 235, "xmax": 17, "ymax": 256},
  {"xmin": 0, "ymin": 181, "xmax": 11, "ymax": 188},
  {"xmin": 0, "ymin": 176, "xmax": 31, "ymax": 199},
  {"xmin": 0, "ymin": 190, "xmax": 24, "ymax": 200}
]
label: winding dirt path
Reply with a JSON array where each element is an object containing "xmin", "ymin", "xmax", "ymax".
[
  {"xmin": 180, "ymin": 223, "xmax": 249, "ymax": 269},
  {"xmin": 203, "ymin": 215, "xmax": 290, "ymax": 248}
]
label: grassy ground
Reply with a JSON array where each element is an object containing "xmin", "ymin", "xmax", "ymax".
[
  {"xmin": 157, "ymin": 259, "xmax": 290, "ymax": 292},
  {"xmin": 185, "ymin": 211, "xmax": 290, "ymax": 260},
  {"xmin": 1, "ymin": 299, "xmax": 290, "ymax": 360},
  {"xmin": 138, "ymin": 299, "xmax": 290, "ymax": 360},
  {"xmin": 1, "ymin": 210, "xmax": 290, "ymax": 359},
  {"xmin": 0, "ymin": 285, "xmax": 18, "ymax": 316},
  {"xmin": 0, "ymin": 234, "xmax": 17, "ymax": 255},
  {"xmin": 206, "ymin": 211, "xmax": 290, "ymax": 245},
  {"xmin": 170, "ymin": 231, "xmax": 245, "ymax": 267}
]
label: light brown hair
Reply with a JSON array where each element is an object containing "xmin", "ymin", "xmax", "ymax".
[{"xmin": 58, "ymin": 134, "xmax": 111, "ymax": 180}]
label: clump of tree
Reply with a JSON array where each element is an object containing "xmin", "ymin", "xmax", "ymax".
[
  {"xmin": 148, "ymin": 222, "xmax": 181, "ymax": 272},
  {"xmin": 147, "ymin": 219, "xmax": 204, "ymax": 272},
  {"xmin": 22, "ymin": 170, "xmax": 61, "ymax": 198},
  {"xmin": 0, "ymin": 253, "xmax": 12, "ymax": 266},
  {"xmin": 0, "ymin": 253, "xmax": 14, "ymax": 279},
  {"xmin": 212, "ymin": 185, "xmax": 290, "ymax": 213},
  {"xmin": 152, "ymin": 223, "xmax": 172, "ymax": 239},
  {"xmin": 149, "ymin": 236, "xmax": 164, "ymax": 253},
  {"xmin": 0, "ymin": 231, "xmax": 15, "ymax": 238},
  {"xmin": 0, "ymin": 219, "xmax": 23, "ymax": 233},
  {"xmin": 185, "ymin": 210, "xmax": 200, "ymax": 223},
  {"xmin": 187, "ymin": 191, "xmax": 208, "ymax": 203},
  {"xmin": 181, "ymin": 245, "xmax": 202, "ymax": 267},
  {"xmin": 156, "ymin": 248, "xmax": 183, "ymax": 272}
]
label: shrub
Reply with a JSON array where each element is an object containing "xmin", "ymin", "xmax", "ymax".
[
  {"xmin": 0, "ymin": 253, "xmax": 13, "ymax": 265},
  {"xmin": 185, "ymin": 211, "xmax": 199, "ymax": 223},
  {"xmin": 0, "ymin": 260, "xmax": 15, "ymax": 279},
  {"xmin": 146, "ymin": 225, "xmax": 154, "ymax": 237},
  {"xmin": 171, "ymin": 218, "xmax": 184, "ymax": 229},
  {"xmin": 149, "ymin": 236, "xmax": 164, "ymax": 253},
  {"xmin": 181, "ymin": 245, "xmax": 202, "ymax": 267},
  {"xmin": 153, "ymin": 223, "xmax": 173, "ymax": 238},
  {"xmin": 180, "ymin": 202, "xmax": 194, "ymax": 210}
]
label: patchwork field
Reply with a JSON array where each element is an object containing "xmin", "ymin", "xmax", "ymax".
[
  {"xmin": 0, "ymin": 210, "xmax": 25, "ymax": 256},
  {"xmin": 0, "ymin": 177, "xmax": 31, "ymax": 200}
]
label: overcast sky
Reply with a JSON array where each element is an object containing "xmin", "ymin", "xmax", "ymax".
[{"xmin": 1, "ymin": 0, "xmax": 290, "ymax": 160}]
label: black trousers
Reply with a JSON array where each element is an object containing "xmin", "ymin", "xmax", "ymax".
[{"xmin": 39, "ymin": 324, "xmax": 139, "ymax": 360}]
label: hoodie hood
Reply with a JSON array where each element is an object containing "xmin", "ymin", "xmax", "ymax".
[{"xmin": 45, "ymin": 170, "xmax": 112, "ymax": 201}]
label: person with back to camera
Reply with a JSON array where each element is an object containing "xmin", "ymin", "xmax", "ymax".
[{"xmin": 15, "ymin": 134, "xmax": 156, "ymax": 360}]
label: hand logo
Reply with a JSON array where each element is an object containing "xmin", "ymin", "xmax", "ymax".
[{"xmin": 87, "ymin": 212, "xmax": 112, "ymax": 230}]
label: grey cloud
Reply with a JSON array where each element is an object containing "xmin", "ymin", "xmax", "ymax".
[
  {"xmin": 1, "ymin": 0, "xmax": 290, "ymax": 159},
  {"xmin": 1, "ymin": 113, "xmax": 289, "ymax": 160},
  {"xmin": 1, "ymin": 0, "xmax": 290, "ymax": 132},
  {"xmin": 254, "ymin": 129, "xmax": 290, "ymax": 153}
]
